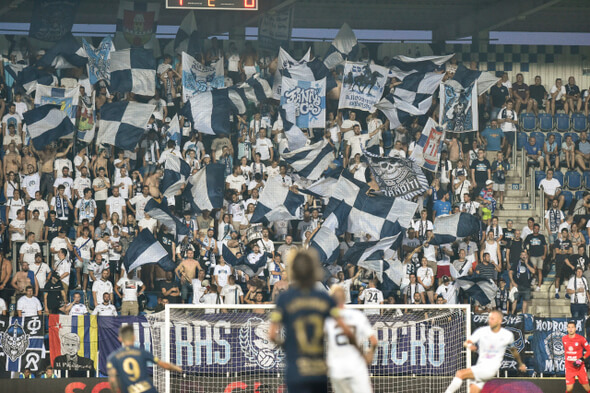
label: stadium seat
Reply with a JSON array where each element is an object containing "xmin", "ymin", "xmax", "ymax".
[
  {"xmin": 555, "ymin": 113, "xmax": 571, "ymax": 132},
  {"xmin": 538, "ymin": 113, "xmax": 554, "ymax": 132},
  {"xmin": 562, "ymin": 190, "xmax": 574, "ymax": 210},
  {"xmin": 520, "ymin": 112, "xmax": 536, "ymax": 131},
  {"xmin": 584, "ymin": 172, "xmax": 590, "ymax": 190},
  {"xmin": 575, "ymin": 190, "xmax": 586, "ymax": 201},
  {"xmin": 517, "ymin": 131, "xmax": 528, "ymax": 150},
  {"xmin": 565, "ymin": 170, "xmax": 582, "ymax": 190},
  {"xmin": 565, "ymin": 131, "xmax": 580, "ymax": 144},
  {"xmin": 535, "ymin": 170, "xmax": 546, "ymax": 188},
  {"xmin": 553, "ymin": 170, "xmax": 564, "ymax": 185},
  {"xmin": 572, "ymin": 112, "xmax": 588, "ymax": 132},
  {"xmin": 530, "ymin": 131, "xmax": 545, "ymax": 150}
]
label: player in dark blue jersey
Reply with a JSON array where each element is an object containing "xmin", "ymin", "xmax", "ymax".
[
  {"xmin": 107, "ymin": 325, "xmax": 182, "ymax": 393},
  {"xmin": 269, "ymin": 250, "xmax": 357, "ymax": 393}
]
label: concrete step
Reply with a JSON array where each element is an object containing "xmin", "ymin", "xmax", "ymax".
[{"xmin": 529, "ymin": 298, "xmax": 571, "ymax": 307}]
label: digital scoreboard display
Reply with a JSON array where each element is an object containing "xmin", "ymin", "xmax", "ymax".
[{"xmin": 166, "ymin": 0, "xmax": 258, "ymax": 10}]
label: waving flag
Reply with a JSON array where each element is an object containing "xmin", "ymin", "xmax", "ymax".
[
  {"xmin": 222, "ymin": 245, "xmax": 269, "ymax": 277},
  {"xmin": 124, "ymin": 229, "xmax": 176, "ymax": 272},
  {"xmin": 410, "ymin": 117, "xmax": 445, "ymax": 172},
  {"xmin": 309, "ymin": 226, "xmax": 340, "ymax": 264},
  {"xmin": 4, "ymin": 63, "xmax": 25, "ymax": 84},
  {"xmin": 282, "ymin": 58, "xmax": 337, "ymax": 93},
  {"xmin": 323, "ymin": 170, "xmax": 418, "ymax": 238},
  {"xmin": 182, "ymin": 89, "xmax": 239, "ymax": 135},
  {"xmin": 455, "ymin": 276, "xmax": 497, "ymax": 306},
  {"xmin": 48, "ymin": 314, "xmax": 97, "ymax": 372},
  {"xmin": 24, "ymin": 105, "xmax": 74, "ymax": 150},
  {"xmin": 110, "ymin": 48, "xmax": 156, "ymax": 96},
  {"xmin": 160, "ymin": 154, "xmax": 191, "ymax": 199},
  {"xmin": 281, "ymin": 139, "xmax": 335, "ymax": 181},
  {"xmin": 77, "ymin": 91, "xmax": 96, "ymax": 143},
  {"xmin": 251, "ymin": 176, "xmax": 305, "ymax": 225},
  {"xmin": 174, "ymin": 11, "xmax": 201, "ymax": 55},
  {"xmin": 144, "ymin": 197, "xmax": 189, "ymax": 241},
  {"xmin": 97, "ymin": 101, "xmax": 155, "ymax": 150},
  {"xmin": 272, "ymin": 47, "xmax": 312, "ymax": 99},
  {"xmin": 81, "ymin": 36, "xmax": 115, "ymax": 84},
  {"xmin": 37, "ymin": 33, "xmax": 87, "ymax": 69},
  {"xmin": 117, "ymin": 1, "xmax": 160, "ymax": 47},
  {"xmin": 339, "ymin": 62, "xmax": 388, "ymax": 111},
  {"xmin": 17, "ymin": 66, "xmax": 58, "ymax": 94},
  {"xmin": 232, "ymin": 75, "xmax": 273, "ymax": 113},
  {"xmin": 29, "ymin": 0, "xmax": 79, "ymax": 42},
  {"xmin": 280, "ymin": 104, "xmax": 307, "ymax": 151},
  {"xmin": 281, "ymin": 77, "xmax": 326, "ymax": 128},
  {"xmin": 324, "ymin": 23, "xmax": 359, "ymax": 69},
  {"xmin": 388, "ymin": 54, "xmax": 453, "ymax": 79},
  {"xmin": 183, "ymin": 164, "xmax": 225, "ymax": 213},
  {"xmin": 433, "ymin": 212, "xmax": 481, "ymax": 244},
  {"xmin": 343, "ymin": 231, "xmax": 402, "ymax": 266},
  {"xmin": 258, "ymin": 6, "xmax": 293, "ymax": 53},
  {"xmin": 182, "ymin": 52, "xmax": 224, "ymax": 101},
  {"xmin": 34, "ymin": 84, "xmax": 80, "ymax": 125}
]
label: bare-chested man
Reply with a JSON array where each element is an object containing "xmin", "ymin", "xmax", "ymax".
[
  {"xmin": 35, "ymin": 143, "xmax": 70, "ymax": 201},
  {"xmin": 239, "ymin": 42, "xmax": 258, "ymax": 80},
  {"xmin": 145, "ymin": 169, "xmax": 162, "ymax": 198},
  {"xmin": 0, "ymin": 251, "xmax": 12, "ymax": 305},
  {"xmin": 175, "ymin": 249, "xmax": 202, "ymax": 303},
  {"xmin": 21, "ymin": 146, "xmax": 37, "ymax": 174},
  {"xmin": 3, "ymin": 142, "xmax": 21, "ymax": 178},
  {"xmin": 91, "ymin": 149, "xmax": 109, "ymax": 178},
  {"xmin": 11, "ymin": 261, "xmax": 39, "ymax": 298}
]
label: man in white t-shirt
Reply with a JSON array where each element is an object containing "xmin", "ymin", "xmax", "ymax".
[
  {"xmin": 17, "ymin": 286, "xmax": 42, "ymax": 317},
  {"xmin": 345, "ymin": 125, "xmax": 369, "ymax": 166},
  {"xmin": 549, "ymin": 78, "xmax": 568, "ymax": 115},
  {"xmin": 20, "ymin": 232, "xmax": 41, "ymax": 265},
  {"xmin": 115, "ymin": 272, "xmax": 145, "ymax": 316},
  {"xmin": 226, "ymin": 167, "xmax": 246, "ymax": 194},
  {"xmin": 9, "ymin": 208, "xmax": 26, "ymax": 242},
  {"xmin": 114, "ymin": 167, "xmax": 134, "ymax": 200},
  {"xmin": 22, "ymin": 164, "xmax": 40, "ymax": 200},
  {"xmin": 358, "ymin": 279, "xmax": 383, "ymax": 315},
  {"xmin": 539, "ymin": 168, "xmax": 565, "ymax": 210},
  {"xmin": 221, "ymin": 275, "xmax": 243, "ymax": 304},
  {"xmin": 64, "ymin": 292, "xmax": 88, "ymax": 316},
  {"xmin": 435, "ymin": 276, "xmax": 458, "ymax": 304},
  {"xmin": 92, "ymin": 269, "xmax": 113, "ymax": 307},
  {"xmin": 106, "ymin": 186, "xmax": 126, "ymax": 223},
  {"xmin": 213, "ymin": 256, "xmax": 232, "ymax": 289},
  {"xmin": 254, "ymin": 131, "xmax": 273, "ymax": 163},
  {"xmin": 128, "ymin": 185, "xmax": 151, "ymax": 221},
  {"xmin": 92, "ymin": 292, "xmax": 118, "ymax": 316}
]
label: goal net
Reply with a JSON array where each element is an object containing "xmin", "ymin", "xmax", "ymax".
[{"xmin": 146, "ymin": 304, "xmax": 470, "ymax": 393}]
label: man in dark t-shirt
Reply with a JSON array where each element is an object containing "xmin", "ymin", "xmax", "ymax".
[
  {"xmin": 470, "ymin": 149, "xmax": 491, "ymax": 196},
  {"xmin": 528, "ymin": 75, "xmax": 548, "ymax": 115},
  {"xmin": 524, "ymin": 224, "xmax": 547, "ymax": 291},
  {"xmin": 554, "ymin": 228, "xmax": 574, "ymax": 299},
  {"xmin": 490, "ymin": 79, "xmax": 510, "ymax": 119},
  {"xmin": 512, "ymin": 73, "xmax": 530, "ymax": 113}
]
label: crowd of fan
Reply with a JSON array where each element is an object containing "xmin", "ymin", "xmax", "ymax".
[{"xmin": 0, "ymin": 37, "xmax": 589, "ymax": 320}]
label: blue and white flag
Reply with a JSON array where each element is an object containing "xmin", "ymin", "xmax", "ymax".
[
  {"xmin": 375, "ymin": 71, "xmax": 445, "ymax": 129},
  {"xmin": 182, "ymin": 52, "xmax": 224, "ymax": 101},
  {"xmin": 16, "ymin": 66, "xmax": 57, "ymax": 94},
  {"xmin": 123, "ymin": 229, "xmax": 175, "ymax": 272},
  {"xmin": 324, "ymin": 23, "xmax": 359, "ymax": 70},
  {"xmin": 34, "ymin": 84, "xmax": 80, "ymax": 125},
  {"xmin": 339, "ymin": 62, "xmax": 388, "ymax": 112},
  {"xmin": 387, "ymin": 54, "xmax": 453, "ymax": 79},
  {"xmin": 309, "ymin": 226, "xmax": 340, "ymax": 264},
  {"xmin": 81, "ymin": 36, "xmax": 115, "ymax": 85},
  {"xmin": 250, "ymin": 176, "xmax": 305, "ymax": 225},
  {"xmin": 29, "ymin": 0, "xmax": 79, "ymax": 42},
  {"xmin": 232, "ymin": 75, "xmax": 273, "ymax": 113},
  {"xmin": 110, "ymin": 48, "xmax": 156, "ymax": 96},
  {"xmin": 272, "ymin": 47, "xmax": 311, "ymax": 99},
  {"xmin": 182, "ymin": 89, "xmax": 239, "ymax": 135},
  {"xmin": 144, "ymin": 197, "xmax": 189, "ymax": 241},
  {"xmin": 183, "ymin": 164, "xmax": 225, "ymax": 213},
  {"xmin": 23, "ymin": 105, "xmax": 74, "ymax": 150},
  {"xmin": 280, "ymin": 104, "xmax": 307, "ymax": 151},
  {"xmin": 37, "ymin": 33, "xmax": 87, "ymax": 69},
  {"xmin": 281, "ymin": 139, "xmax": 334, "ymax": 181},
  {"xmin": 455, "ymin": 276, "xmax": 497, "ymax": 306},
  {"xmin": 295, "ymin": 175, "xmax": 338, "ymax": 200},
  {"xmin": 116, "ymin": 1, "xmax": 160, "ymax": 47},
  {"xmin": 258, "ymin": 6, "xmax": 293, "ymax": 54},
  {"xmin": 97, "ymin": 101, "xmax": 155, "ymax": 150},
  {"xmin": 160, "ymin": 154, "xmax": 191, "ymax": 199},
  {"xmin": 359, "ymin": 259, "xmax": 402, "ymax": 295},
  {"xmin": 4, "ymin": 63, "xmax": 25, "ymax": 84},
  {"xmin": 281, "ymin": 77, "xmax": 326, "ymax": 128},
  {"xmin": 282, "ymin": 58, "xmax": 337, "ymax": 93},
  {"xmin": 433, "ymin": 212, "xmax": 481, "ymax": 244},
  {"xmin": 323, "ymin": 170, "xmax": 418, "ymax": 238},
  {"xmin": 166, "ymin": 113, "xmax": 181, "ymax": 147},
  {"xmin": 0, "ymin": 316, "xmax": 46, "ymax": 373},
  {"xmin": 410, "ymin": 117, "xmax": 445, "ymax": 172},
  {"xmin": 343, "ymin": 231, "xmax": 402, "ymax": 265},
  {"xmin": 174, "ymin": 11, "xmax": 201, "ymax": 55},
  {"xmin": 439, "ymin": 65, "xmax": 498, "ymax": 133}
]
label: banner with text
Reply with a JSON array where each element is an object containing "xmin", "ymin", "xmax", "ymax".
[
  {"xmin": 338, "ymin": 62, "xmax": 389, "ymax": 112},
  {"xmin": 280, "ymin": 77, "xmax": 326, "ymax": 129},
  {"xmin": 97, "ymin": 316, "xmax": 151, "ymax": 375},
  {"xmin": 182, "ymin": 52, "xmax": 225, "ymax": 101},
  {"xmin": 410, "ymin": 118, "xmax": 445, "ymax": 172},
  {"xmin": 530, "ymin": 317, "xmax": 583, "ymax": 376}
]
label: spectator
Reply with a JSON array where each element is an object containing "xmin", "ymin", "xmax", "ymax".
[
  {"xmin": 524, "ymin": 223, "xmax": 547, "ymax": 291},
  {"xmin": 416, "ymin": 257, "xmax": 435, "ymax": 303},
  {"xmin": 544, "ymin": 133, "xmax": 559, "ymax": 169},
  {"xmin": 44, "ymin": 272, "xmax": 66, "ymax": 314},
  {"xmin": 554, "ymin": 228, "xmax": 574, "ymax": 299},
  {"xmin": 527, "ymin": 75, "xmax": 548, "ymax": 115},
  {"xmin": 221, "ymin": 275, "xmax": 244, "ymax": 305},
  {"xmin": 539, "ymin": 168, "xmax": 565, "ymax": 210},
  {"xmin": 567, "ymin": 267, "xmax": 590, "ymax": 319},
  {"xmin": 524, "ymin": 136, "xmax": 544, "ymax": 170},
  {"xmin": 31, "ymin": 253, "xmax": 51, "ymax": 292},
  {"xmin": 509, "ymin": 250, "xmax": 535, "ymax": 314},
  {"xmin": 358, "ymin": 279, "xmax": 383, "ymax": 315},
  {"xmin": 92, "ymin": 292, "xmax": 117, "ymax": 316},
  {"xmin": 479, "ymin": 120, "xmax": 504, "ymax": 159},
  {"xmin": 545, "ymin": 198, "xmax": 565, "ymax": 244},
  {"xmin": 435, "ymin": 276, "xmax": 457, "ymax": 304},
  {"xmin": 403, "ymin": 274, "xmax": 424, "ymax": 304},
  {"xmin": 19, "ymin": 232, "xmax": 40, "ymax": 265},
  {"xmin": 40, "ymin": 366, "xmax": 57, "ymax": 379},
  {"xmin": 512, "ymin": 73, "xmax": 530, "ymax": 113},
  {"xmin": 497, "ymin": 100, "xmax": 517, "ymax": 159},
  {"xmin": 478, "ymin": 180, "xmax": 496, "ymax": 224},
  {"xmin": 200, "ymin": 283, "xmax": 221, "ymax": 314},
  {"xmin": 489, "ymin": 78, "xmax": 510, "ymax": 120},
  {"xmin": 160, "ymin": 271, "xmax": 181, "ymax": 303},
  {"xmin": 92, "ymin": 269, "xmax": 113, "ymax": 308},
  {"xmin": 11, "ymin": 260, "xmax": 39, "ymax": 298},
  {"xmin": 549, "ymin": 78, "xmax": 568, "ymax": 115},
  {"xmin": 17, "ymin": 285, "xmax": 42, "ymax": 317},
  {"xmin": 575, "ymin": 132, "xmax": 590, "ymax": 171},
  {"xmin": 562, "ymin": 134, "xmax": 576, "ymax": 171},
  {"xmin": 495, "ymin": 278, "xmax": 509, "ymax": 313},
  {"xmin": 474, "ymin": 252, "xmax": 500, "ymax": 280},
  {"xmin": 64, "ymin": 292, "xmax": 88, "ymax": 316},
  {"xmin": 470, "ymin": 149, "xmax": 491, "ymax": 196},
  {"xmin": 115, "ymin": 270, "xmax": 145, "ymax": 316},
  {"xmin": 565, "ymin": 76, "xmax": 583, "ymax": 113},
  {"xmin": 412, "ymin": 209, "xmax": 433, "ymax": 241},
  {"xmin": 491, "ymin": 151, "xmax": 509, "ymax": 210}
]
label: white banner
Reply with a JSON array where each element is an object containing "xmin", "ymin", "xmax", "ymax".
[
  {"xmin": 182, "ymin": 52, "xmax": 224, "ymax": 101},
  {"xmin": 272, "ymin": 47, "xmax": 311, "ymax": 100},
  {"xmin": 338, "ymin": 62, "xmax": 389, "ymax": 112},
  {"xmin": 258, "ymin": 7, "xmax": 293, "ymax": 53},
  {"xmin": 280, "ymin": 77, "xmax": 326, "ymax": 129}
]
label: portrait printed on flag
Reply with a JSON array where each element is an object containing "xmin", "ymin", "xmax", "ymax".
[{"xmin": 440, "ymin": 79, "xmax": 478, "ymax": 132}]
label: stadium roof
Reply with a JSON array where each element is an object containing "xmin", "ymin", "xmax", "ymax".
[{"xmin": 1, "ymin": 0, "xmax": 589, "ymax": 42}]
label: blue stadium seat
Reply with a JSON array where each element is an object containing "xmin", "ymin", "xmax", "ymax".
[
  {"xmin": 535, "ymin": 170, "xmax": 546, "ymax": 188},
  {"xmin": 520, "ymin": 112, "xmax": 536, "ymax": 131},
  {"xmin": 530, "ymin": 131, "xmax": 545, "ymax": 150},
  {"xmin": 555, "ymin": 113, "xmax": 571, "ymax": 132},
  {"xmin": 538, "ymin": 113, "xmax": 554, "ymax": 132},
  {"xmin": 553, "ymin": 170, "xmax": 564, "ymax": 185},
  {"xmin": 572, "ymin": 112, "xmax": 588, "ymax": 132},
  {"xmin": 584, "ymin": 172, "xmax": 590, "ymax": 190},
  {"xmin": 576, "ymin": 190, "xmax": 586, "ymax": 201},
  {"xmin": 565, "ymin": 131, "xmax": 580, "ymax": 144},
  {"xmin": 517, "ymin": 131, "xmax": 528, "ymax": 150},
  {"xmin": 565, "ymin": 170, "xmax": 582, "ymax": 190},
  {"xmin": 146, "ymin": 293, "xmax": 158, "ymax": 310},
  {"xmin": 562, "ymin": 190, "xmax": 574, "ymax": 210}
]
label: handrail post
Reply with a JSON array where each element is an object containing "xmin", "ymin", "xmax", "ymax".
[{"xmin": 521, "ymin": 147, "xmax": 526, "ymax": 189}]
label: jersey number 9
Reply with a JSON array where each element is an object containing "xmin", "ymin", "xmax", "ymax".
[{"xmin": 123, "ymin": 358, "xmax": 141, "ymax": 382}]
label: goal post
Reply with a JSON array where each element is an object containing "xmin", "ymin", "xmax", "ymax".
[{"xmin": 147, "ymin": 303, "xmax": 471, "ymax": 393}]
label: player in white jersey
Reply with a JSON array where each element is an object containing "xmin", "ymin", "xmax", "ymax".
[
  {"xmin": 358, "ymin": 279, "xmax": 383, "ymax": 315},
  {"xmin": 326, "ymin": 285, "xmax": 377, "ymax": 393},
  {"xmin": 444, "ymin": 309, "xmax": 526, "ymax": 393}
]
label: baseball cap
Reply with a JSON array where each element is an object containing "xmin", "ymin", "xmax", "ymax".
[
  {"xmin": 442, "ymin": 276, "xmax": 450, "ymax": 283},
  {"xmin": 164, "ymin": 117, "xmax": 171, "ymax": 123},
  {"xmin": 99, "ymin": 219, "xmax": 106, "ymax": 224},
  {"xmin": 204, "ymin": 154, "xmax": 210, "ymax": 159},
  {"xmin": 486, "ymin": 180, "xmax": 493, "ymax": 186}
]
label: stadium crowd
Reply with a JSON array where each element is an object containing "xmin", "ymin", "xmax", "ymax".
[{"xmin": 0, "ymin": 36, "xmax": 589, "ymax": 328}]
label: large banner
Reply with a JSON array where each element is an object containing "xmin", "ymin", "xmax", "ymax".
[
  {"xmin": 34, "ymin": 84, "xmax": 80, "ymax": 126},
  {"xmin": 0, "ymin": 316, "xmax": 47, "ymax": 374},
  {"xmin": 182, "ymin": 52, "xmax": 225, "ymax": 101},
  {"xmin": 272, "ymin": 48, "xmax": 311, "ymax": 100},
  {"xmin": 29, "ymin": 0, "xmax": 79, "ymax": 42},
  {"xmin": 530, "ymin": 317, "xmax": 583, "ymax": 376},
  {"xmin": 410, "ymin": 117, "xmax": 445, "ymax": 172},
  {"xmin": 83, "ymin": 36, "xmax": 114, "ymax": 85},
  {"xmin": 439, "ymin": 79, "xmax": 478, "ymax": 133},
  {"xmin": 280, "ymin": 77, "xmax": 326, "ymax": 129},
  {"xmin": 471, "ymin": 313, "xmax": 527, "ymax": 373},
  {"xmin": 258, "ymin": 7, "xmax": 294, "ymax": 54},
  {"xmin": 97, "ymin": 316, "xmax": 151, "ymax": 375},
  {"xmin": 339, "ymin": 62, "xmax": 389, "ymax": 112},
  {"xmin": 48, "ymin": 315, "xmax": 98, "ymax": 375},
  {"xmin": 77, "ymin": 91, "xmax": 96, "ymax": 143},
  {"xmin": 117, "ymin": 1, "xmax": 160, "ymax": 47}
]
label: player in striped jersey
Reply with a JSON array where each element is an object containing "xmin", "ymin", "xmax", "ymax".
[{"xmin": 326, "ymin": 285, "xmax": 377, "ymax": 393}]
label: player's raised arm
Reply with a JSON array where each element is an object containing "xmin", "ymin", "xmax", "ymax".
[{"xmin": 156, "ymin": 359, "xmax": 183, "ymax": 373}]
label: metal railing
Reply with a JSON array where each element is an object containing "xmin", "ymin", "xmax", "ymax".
[
  {"xmin": 521, "ymin": 145, "xmax": 526, "ymax": 188},
  {"xmin": 540, "ymin": 186, "xmax": 545, "ymax": 231}
]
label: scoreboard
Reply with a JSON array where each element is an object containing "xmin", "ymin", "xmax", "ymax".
[{"xmin": 166, "ymin": 0, "xmax": 258, "ymax": 10}]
